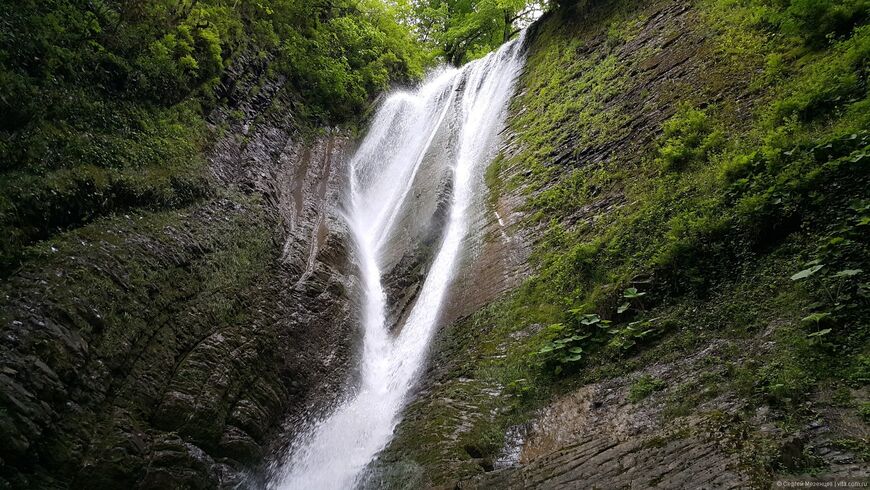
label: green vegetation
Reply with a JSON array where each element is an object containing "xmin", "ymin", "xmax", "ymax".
[
  {"xmin": 386, "ymin": 0, "xmax": 869, "ymax": 484},
  {"xmin": 629, "ymin": 374, "xmax": 666, "ymax": 402},
  {"xmin": 0, "ymin": 0, "xmax": 425, "ymax": 274},
  {"xmin": 412, "ymin": 0, "xmax": 544, "ymax": 64},
  {"xmin": 0, "ymin": 0, "xmax": 560, "ymax": 274},
  {"xmin": 509, "ymin": 0, "xmax": 869, "ymax": 388}
]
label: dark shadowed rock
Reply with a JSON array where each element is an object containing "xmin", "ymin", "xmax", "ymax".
[{"xmin": 0, "ymin": 53, "xmax": 361, "ymax": 488}]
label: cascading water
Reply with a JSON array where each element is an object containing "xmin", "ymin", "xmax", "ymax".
[{"xmin": 273, "ymin": 34, "xmax": 526, "ymax": 490}]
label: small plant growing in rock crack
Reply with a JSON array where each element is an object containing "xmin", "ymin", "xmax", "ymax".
[
  {"xmin": 628, "ymin": 374, "xmax": 666, "ymax": 402},
  {"xmin": 506, "ymin": 378, "xmax": 532, "ymax": 397},
  {"xmin": 536, "ymin": 321, "xmax": 593, "ymax": 374},
  {"xmin": 791, "ymin": 260, "xmax": 863, "ymax": 306},
  {"xmin": 618, "ymin": 286, "xmax": 647, "ymax": 314},
  {"xmin": 790, "ymin": 256, "xmax": 863, "ymax": 341},
  {"xmin": 607, "ymin": 318, "xmax": 660, "ymax": 351},
  {"xmin": 536, "ymin": 301, "xmax": 667, "ymax": 375},
  {"xmin": 801, "ymin": 312, "xmax": 832, "ymax": 344}
]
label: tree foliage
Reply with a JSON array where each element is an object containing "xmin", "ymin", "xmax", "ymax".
[
  {"xmin": 1, "ymin": 0, "xmax": 425, "ymax": 126},
  {"xmin": 413, "ymin": 0, "xmax": 544, "ymax": 64},
  {"xmin": 0, "ymin": 0, "xmax": 425, "ymax": 273}
]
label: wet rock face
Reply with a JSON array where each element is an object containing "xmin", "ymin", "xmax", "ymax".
[
  {"xmin": 0, "ymin": 57, "xmax": 359, "ymax": 488},
  {"xmin": 441, "ymin": 136, "xmax": 534, "ymax": 327},
  {"xmin": 382, "ymin": 169, "xmax": 454, "ymax": 333},
  {"xmin": 0, "ymin": 199, "xmax": 281, "ymax": 489},
  {"xmin": 462, "ymin": 343, "xmax": 753, "ymax": 489},
  {"xmin": 377, "ymin": 74, "xmax": 534, "ymax": 336},
  {"xmin": 379, "ymin": 0, "xmax": 805, "ymax": 487}
]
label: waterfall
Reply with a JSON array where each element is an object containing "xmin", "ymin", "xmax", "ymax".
[{"xmin": 273, "ymin": 34, "xmax": 526, "ymax": 490}]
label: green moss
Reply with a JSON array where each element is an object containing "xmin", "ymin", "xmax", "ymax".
[
  {"xmin": 656, "ymin": 104, "xmax": 725, "ymax": 172},
  {"xmin": 508, "ymin": 12, "xmax": 633, "ymax": 193},
  {"xmin": 388, "ymin": 0, "xmax": 870, "ymax": 483},
  {"xmin": 510, "ymin": 2, "xmax": 870, "ymax": 332},
  {"xmin": 0, "ymin": 0, "xmax": 427, "ymax": 275},
  {"xmin": 628, "ymin": 374, "xmax": 666, "ymax": 402}
]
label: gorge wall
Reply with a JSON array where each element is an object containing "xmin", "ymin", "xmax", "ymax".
[
  {"xmin": 0, "ymin": 59, "xmax": 362, "ymax": 488},
  {"xmin": 2, "ymin": 0, "xmax": 868, "ymax": 488},
  {"xmin": 376, "ymin": 0, "xmax": 869, "ymax": 488}
]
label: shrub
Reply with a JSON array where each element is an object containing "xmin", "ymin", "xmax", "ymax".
[
  {"xmin": 656, "ymin": 105, "xmax": 725, "ymax": 172},
  {"xmin": 778, "ymin": 0, "xmax": 869, "ymax": 48}
]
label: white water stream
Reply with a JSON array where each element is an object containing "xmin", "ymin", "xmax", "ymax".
[{"xmin": 274, "ymin": 34, "xmax": 526, "ymax": 489}]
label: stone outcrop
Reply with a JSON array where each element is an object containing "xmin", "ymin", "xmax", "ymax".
[
  {"xmin": 0, "ymin": 56, "xmax": 360, "ymax": 488},
  {"xmin": 463, "ymin": 337, "xmax": 869, "ymax": 489},
  {"xmin": 461, "ymin": 341, "xmax": 751, "ymax": 489}
]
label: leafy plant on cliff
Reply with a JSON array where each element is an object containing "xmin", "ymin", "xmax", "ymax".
[
  {"xmin": 507, "ymin": 0, "xmax": 869, "ymax": 417},
  {"xmin": 382, "ymin": 0, "xmax": 870, "ymax": 484},
  {"xmin": 0, "ymin": 0, "xmax": 426, "ymax": 274}
]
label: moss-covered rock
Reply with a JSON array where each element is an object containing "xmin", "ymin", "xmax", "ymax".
[
  {"xmin": 0, "ymin": 53, "xmax": 363, "ymax": 487},
  {"xmin": 381, "ymin": 0, "xmax": 869, "ymax": 487}
]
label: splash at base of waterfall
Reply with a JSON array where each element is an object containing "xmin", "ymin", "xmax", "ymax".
[{"xmin": 272, "ymin": 34, "xmax": 526, "ymax": 490}]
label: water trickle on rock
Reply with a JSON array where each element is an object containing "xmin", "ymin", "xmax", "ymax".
[{"xmin": 273, "ymin": 34, "xmax": 526, "ymax": 490}]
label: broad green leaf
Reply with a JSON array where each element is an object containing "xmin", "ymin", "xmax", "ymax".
[
  {"xmin": 801, "ymin": 312, "xmax": 831, "ymax": 324},
  {"xmin": 617, "ymin": 302, "xmax": 630, "ymax": 314},
  {"xmin": 807, "ymin": 328, "xmax": 832, "ymax": 338},
  {"xmin": 790, "ymin": 264, "xmax": 824, "ymax": 280},
  {"xmin": 547, "ymin": 323, "xmax": 565, "ymax": 332},
  {"xmin": 833, "ymin": 269, "xmax": 862, "ymax": 278},
  {"xmin": 624, "ymin": 287, "xmax": 646, "ymax": 298},
  {"xmin": 580, "ymin": 314, "xmax": 601, "ymax": 325},
  {"xmin": 563, "ymin": 354, "xmax": 583, "ymax": 362},
  {"xmin": 568, "ymin": 347, "xmax": 583, "ymax": 354}
]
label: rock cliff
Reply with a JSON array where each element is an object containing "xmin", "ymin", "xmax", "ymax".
[
  {"xmin": 378, "ymin": 0, "xmax": 869, "ymax": 487},
  {"xmin": 0, "ymin": 60, "xmax": 361, "ymax": 488},
  {"xmin": 2, "ymin": 0, "xmax": 867, "ymax": 488}
]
